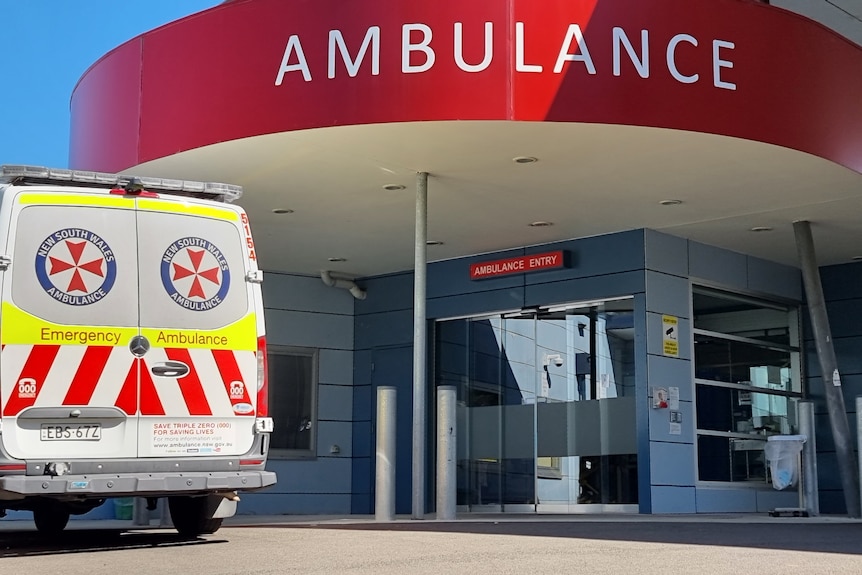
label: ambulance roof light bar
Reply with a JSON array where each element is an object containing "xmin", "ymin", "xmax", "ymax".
[{"xmin": 0, "ymin": 164, "xmax": 243, "ymax": 203}]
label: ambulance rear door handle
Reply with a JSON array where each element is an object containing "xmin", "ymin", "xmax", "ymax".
[
  {"xmin": 150, "ymin": 361, "xmax": 190, "ymax": 378},
  {"xmin": 0, "ymin": 255, "xmax": 11, "ymax": 270}
]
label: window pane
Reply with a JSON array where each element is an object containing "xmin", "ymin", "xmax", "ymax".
[
  {"xmin": 694, "ymin": 334, "xmax": 795, "ymax": 392},
  {"xmin": 696, "ymin": 385, "xmax": 798, "ymax": 435},
  {"xmin": 693, "ymin": 288, "xmax": 794, "ymax": 346},
  {"xmin": 268, "ymin": 352, "xmax": 314, "ymax": 452}
]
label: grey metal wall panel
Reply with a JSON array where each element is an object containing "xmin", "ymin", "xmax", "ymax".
[
  {"xmin": 352, "ymin": 421, "xmax": 372, "ymax": 458},
  {"xmin": 355, "ymin": 310, "xmax": 414, "ymax": 348},
  {"xmin": 646, "ymin": 312, "xmax": 691, "ymax": 360},
  {"xmin": 316, "ymin": 421, "xmax": 353, "ymax": 458},
  {"xmin": 241, "ymin": 493, "xmax": 351, "ymax": 515},
  {"xmin": 318, "ymin": 383, "xmax": 354, "ymax": 422},
  {"xmin": 354, "ymin": 349, "xmax": 373, "ymax": 387},
  {"xmin": 351, "ymin": 456, "xmax": 373, "ymax": 514},
  {"xmin": 266, "ymin": 458, "xmax": 352, "ymax": 493},
  {"xmin": 428, "ymin": 288, "xmax": 526, "ymax": 319},
  {"xmin": 355, "ymin": 272, "xmax": 414, "ymax": 315},
  {"xmin": 648, "ymin": 402, "xmax": 694, "ymax": 444},
  {"xmin": 353, "ymin": 385, "xmax": 372, "ymax": 422},
  {"xmin": 645, "ymin": 270, "xmax": 690, "ymax": 318},
  {"xmin": 820, "ymin": 262, "xmax": 862, "ymax": 301},
  {"xmin": 689, "ymin": 241, "xmax": 747, "ymax": 288},
  {"xmin": 650, "ymin": 486, "xmax": 696, "ymax": 513},
  {"xmin": 319, "ymin": 349, "xmax": 354, "ymax": 385},
  {"xmin": 263, "ymin": 271, "xmax": 355, "ymax": 315},
  {"xmin": 266, "ymin": 309, "xmax": 354, "ymax": 349},
  {"xmin": 825, "ymin": 299, "xmax": 862, "ymax": 339},
  {"xmin": 524, "ymin": 231, "xmax": 646, "ymax": 285},
  {"xmin": 649, "ymin": 441, "xmax": 695, "ymax": 486},
  {"xmin": 695, "ymin": 488, "xmax": 756, "ymax": 513},
  {"xmin": 524, "ymin": 271, "xmax": 646, "ymax": 309},
  {"xmin": 648, "ymin": 355, "xmax": 693, "ymax": 402},
  {"xmin": 746, "ymin": 257, "xmax": 801, "ymax": 301},
  {"xmin": 644, "ymin": 230, "xmax": 688, "ymax": 277}
]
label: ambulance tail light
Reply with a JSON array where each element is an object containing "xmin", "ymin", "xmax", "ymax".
[{"xmin": 256, "ymin": 336, "xmax": 269, "ymax": 418}]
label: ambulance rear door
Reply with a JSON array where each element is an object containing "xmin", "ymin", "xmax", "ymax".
[
  {"xmin": 0, "ymin": 189, "xmax": 140, "ymax": 461},
  {"xmin": 135, "ymin": 198, "xmax": 258, "ymax": 458}
]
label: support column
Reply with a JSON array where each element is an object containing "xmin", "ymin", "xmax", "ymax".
[
  {"xmin": 793, "ymin": 220, "xmax": 860, "ymax": 517},
  {"xmin": 376, "ymin": 386, "xmax": 397, "ymax": 522},
  {"xmin": 412, "ymin": 172, "xmax": 429, "ymax": 520},
  {"xmin": 436, "ymin": 386, "xmax": 457, "ymax": 520}
]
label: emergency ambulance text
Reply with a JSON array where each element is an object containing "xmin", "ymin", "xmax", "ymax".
[{"xmin": 40, "ymin": 328, "xmax": 121, "ymax": 345}]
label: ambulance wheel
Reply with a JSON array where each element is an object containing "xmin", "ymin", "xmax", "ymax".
[
  {"xmin": 168, "ymin": 496, "xmax": 223, "ymax": 536},
  {"xmin": 33, "ymin": 503, "xmax": 70, "ymax": 535}
]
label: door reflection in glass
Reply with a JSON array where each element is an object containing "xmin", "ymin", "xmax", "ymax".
[{"xmin": 436, "ymin": 298, "xmax": 638, "ymax": 512}]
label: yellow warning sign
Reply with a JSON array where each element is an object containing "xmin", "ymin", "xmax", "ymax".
[{"xmin": 662, "ymin": 315, "xmax": 679, "ymax": 357}]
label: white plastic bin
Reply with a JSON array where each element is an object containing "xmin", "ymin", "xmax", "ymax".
[{"xmin": 764, "ymin": 435, "xmax": 806, "ymax": 491}]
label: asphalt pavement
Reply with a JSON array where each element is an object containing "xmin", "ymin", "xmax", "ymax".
[{"xmin": 0, "ymin": 513, "xmax": 861, "ymax": 574}]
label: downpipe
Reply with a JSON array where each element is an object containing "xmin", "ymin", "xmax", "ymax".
[{"xmin": 321, "ymin": 270, "xmax": 366, "ymax": 300}]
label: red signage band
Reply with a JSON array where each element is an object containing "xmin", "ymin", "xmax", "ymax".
[
  {"xmin": 470, "ymin": 251, "xmax": 566, "ymax": 280},
  {"xmin": 71, "ymin": 0, "xmax": 862, "ymax": 176}
]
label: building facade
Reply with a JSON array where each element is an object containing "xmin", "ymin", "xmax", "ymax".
[{"xmin": 69, "ymin": 0, "xmax": 862, "ymax": 516}]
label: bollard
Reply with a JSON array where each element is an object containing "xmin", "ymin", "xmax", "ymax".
[
  {"xmin": 376, "ymin": 386, "xmax": 397, "ymax": 521},
  {"xmin": 799, "ymin": 401, "xmax": 819, "ymax": 516},
  {"xmin": 436, "ymin": 386, "xmax": 456, "ymax": 520}
]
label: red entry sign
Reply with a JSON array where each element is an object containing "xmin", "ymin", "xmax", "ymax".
[{"xmin": 470, "ymin": 251, "xmax": 565, "ymax": 280}]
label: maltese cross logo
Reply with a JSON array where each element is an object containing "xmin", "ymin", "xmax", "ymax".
[
  {"xmin": 35, "ymin": 229, "xmax": 117, "ymax": 306},
  {"xmin": 160, "ymin": 238, "xmax": 231, "ymax": 311}
]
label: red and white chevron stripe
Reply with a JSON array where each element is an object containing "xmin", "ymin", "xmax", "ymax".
[{"xmin": 1, "ymin": 345, "xmax": 256, "ymax": 418}]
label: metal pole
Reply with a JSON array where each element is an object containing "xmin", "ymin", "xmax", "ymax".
[
  {"xmin": 436, "ymin": 386, "xmax": 457, "ymax": 520},
  {"xmin": 376, "ymin": 386, "xmax": 397, "ymax": 522},
  {"xmin": 799, "ymin": 401, "xmax": 819, "ymax": 516},
  {"xmin": 793, "ymin": 220, "xmax": 860, "ymax": 517},
  {"xmin": 412, "ymin": 171, "xmax": 429, "ymax": 520}
]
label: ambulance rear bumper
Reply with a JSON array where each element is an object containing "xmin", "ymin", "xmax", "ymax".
[{"xmin": 0, "ymin": 470, "xmax": 277, "ymax": 500}]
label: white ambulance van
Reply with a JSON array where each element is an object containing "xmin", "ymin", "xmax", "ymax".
[{"xmin": 0, "ymin": 165, "xmax": 275, "ymax": 535}]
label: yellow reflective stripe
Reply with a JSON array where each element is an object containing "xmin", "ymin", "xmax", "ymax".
[
  {"xmin": 141, "ymin": 314, "xmax": 257, "ymax": 351},
  {"xmin": 16, "ymin": 193, "xmax": 239, "ymax": 221},
  {"xmin": 137, "ymin": 198, "xmax": 239, "ymax": 221},
  {"xmin": 1, "ymin": 303, "xmax": 257, "ymax": 351},
  {"xmin": 1, "ymin": 303, "xmax": 136, "ymax": 346},
  {"xmin": 17, "ymin": 192, "xmax": 133, "ymax": 209}
]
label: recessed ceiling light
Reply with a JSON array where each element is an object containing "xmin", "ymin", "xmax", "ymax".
[
  {"xmin": 750, "ymin": 226, "xmax": 773, "ymax": 232},
  {"xmin": 529, "ymin": 221, "xmax": 553, "ymax": 227},
  {"xmin": 383, "ymin": 184, "xmax": 406, "ymax": 191},
  {"xmin": 513, "ymin": 156, "xmax": 538, "ymax": 164},
  {"xmin": 659, "ymin": 199, "xmax": 683, "ymax": 206},
  {"xmin": 426, "ymin": 240, "xmax": 444, "ymax": 246},
  {"xmin": 272, "ymin": 208, "xmax": 294, "ymax": 214},
  {"xmin": 327, "ymin": 257, "xmax": 347, "ymax": 262}
]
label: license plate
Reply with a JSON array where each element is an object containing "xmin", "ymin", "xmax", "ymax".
[{"xmin": 40, "ymin": 424, "xmax": 102, "ymax": 441}]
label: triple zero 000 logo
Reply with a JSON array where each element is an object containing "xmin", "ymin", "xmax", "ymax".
[
  {"xmin": 35, "ymin": 228, "xmax": 117, "ymax": 306},
  {"xmin": 161, "ymin": 237, "xmax": 230, "ymax": 311}
]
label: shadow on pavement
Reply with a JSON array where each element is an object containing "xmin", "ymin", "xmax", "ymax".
[
  {"xmin": 252, "ymin": 520, "xmax": 862, "ymax": 556},
  {"xmin": 0, "ymin": 529, "xmax": 225, "ymax": 557}
]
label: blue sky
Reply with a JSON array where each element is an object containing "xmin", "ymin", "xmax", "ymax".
[{"xmin": 0, "ymin": 1, "xmax": 220, "ymax": 169}]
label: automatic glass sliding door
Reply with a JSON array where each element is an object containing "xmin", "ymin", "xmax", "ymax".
[{"xmin": 436, "ymin": 298, "xmax": 638, "ymax": 514}]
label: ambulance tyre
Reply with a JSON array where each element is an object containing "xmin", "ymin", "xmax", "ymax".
[
  {"xmin": 33, "ymin": 502, "xmax": 70, "ymax": 535},
  {"xmin": 168, "ymin": 495, "xmax": 223, "ymax": 536}
]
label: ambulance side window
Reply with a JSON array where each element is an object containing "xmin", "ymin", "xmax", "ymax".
[
  {"xmin": 10, "ymin": 205, "xmax": 138, "ymax": 328},
  {"xmin": 267, "ymin": 346, "xmax": 317, "ymax": 458}
]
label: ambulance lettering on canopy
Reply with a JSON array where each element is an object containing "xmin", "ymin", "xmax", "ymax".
[
  {"xmin": 161, "ymin": 237, "xmax": 231, "ymax": 311},
  {"xmin": 35, "ymin": 228, "xmax": 117, "ymax": 306}
]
